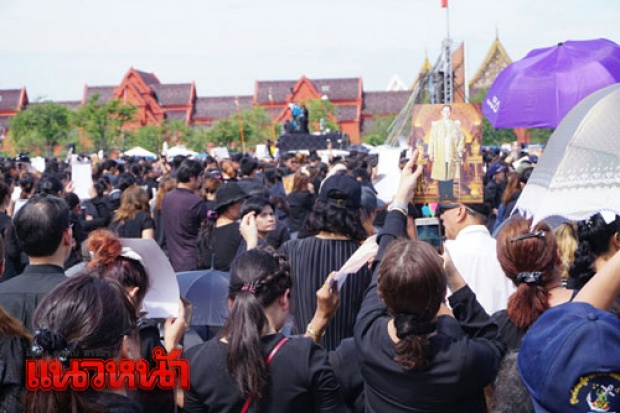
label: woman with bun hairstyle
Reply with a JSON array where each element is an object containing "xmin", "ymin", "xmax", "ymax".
[
  {"xmin": 355, "ymin": 151, "xmax": 505, "ymax": 412},
  {"xmin": 568, "ymin": 213, "xmax": 620, "ymax": 289},
  {"xmin": 567, "ymin": 213, "xmax": 620, "ymax": 315},
  {"xmin": 184, "ymin": 247, "xmax": 344, "ymax": 412},
  {"xmin": 24, "ymin": 274, "xmax": 141, "ymax": 413},
  {"xmin": 86, "ymin": 229, "xmax": 187, "ymax": 411},
  {"xmin": 492, "ymin": 216, "xmax": 576, "ymax": 351}
]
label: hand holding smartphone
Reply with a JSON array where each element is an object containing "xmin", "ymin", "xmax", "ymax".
[{"xmin": 414, "ymin": 217, "xmax": 443, "ymax": 254}]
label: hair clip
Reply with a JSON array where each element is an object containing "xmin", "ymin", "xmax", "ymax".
[
  {"xmin": 206, "ymin": 210, "xmax": 218, "ymax": 220},
  {"xmin": 241, "ymin": 283, "xmax": 256, "ymax": 295},
  {"xmin": 120, "ymin": 247, "xmax": 145, "ymax": 267},
  {"xmin": 516, "ymin": 271, "xmax": 543, "ymax": 285},
  {"xmin": 510, "ymin": 230, "xmax": 545, "ymax": 243}
]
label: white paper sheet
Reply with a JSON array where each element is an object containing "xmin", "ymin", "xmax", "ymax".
[
  {"xmin": 71, "ymin": 161, "xmax": 93, "ymax": 200},
  {"xmin": 120, "ymin": 238, "xmax": 180, "ymax": 318},
  {"xmin": 331, "ymin": 235, "xmax": 378, "ymax": 292}
]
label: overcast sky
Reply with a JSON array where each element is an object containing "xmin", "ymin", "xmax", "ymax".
[{"xmin": 1, "ymin": 0, "xmax": 618, "ymax": 102}]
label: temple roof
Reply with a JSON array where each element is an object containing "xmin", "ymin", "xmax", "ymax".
[
  {"xmin": 84, "ymin": 86, "xmax": 115, "ymax": 103},
  {"xmin": 469, "ymin": 36, "xmax": 512, "ymax": 90},
  {"xmin": 134, "ymin": 70, "xmax": 160, "ymax": 86},
  {"xmin": 336, "ymin": 105, "xmax": 360, "ymax": 121},
  {"xmin": 165, "ymin": 110, "xmax": 189, "ymax": 121},
  {"xmin": 194, "ymin": 96, "xmax": 253, "ymax": 120},
  {"xmin": 412, "ymin": 55, "xmax": 433, "ymax": 91},
  {"xmin": 362, "ymin": 91, "xmax": 410, "ymax": 116},
  {"xmin": 254, "ymin": 77, "xmax": 361, "ymax": 104},
  {"xmin": 0, "ymin": 89, "xmax": 27, "ymax": 111},
  {"xmin": 152, "ymin": 84, "xmax": 193, "ymax": 106}
]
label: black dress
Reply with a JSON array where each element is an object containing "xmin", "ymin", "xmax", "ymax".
[
  {"xmin": 196, "ymin": 222, "xmax": 243, "ymax": 272},
  {"xmin": 184, "ymin": 333, "xmax": 344, "ymax": 412},
  {"xmin": 355, "ymin": 211, "xmax": 505, "ymax": 413},
  {"xmin": 109, "ymin": 211, "xmax": 155, "ymax": 239},
  {"xmin": 280, "ymin": 237, "xmax": 372, "ymax": 351},
  {"xmin": 0, "ymin": 334, "xmax": 29, "ymax": 413}
]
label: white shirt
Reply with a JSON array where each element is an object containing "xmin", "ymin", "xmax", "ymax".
[{"xmin": 445, "ymin": 225, "xmax": 515, "ymax": 315}]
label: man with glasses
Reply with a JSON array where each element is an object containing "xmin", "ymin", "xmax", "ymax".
[
  {"xmin": 0, "ymin": 195, "xmax": 73, "ymax": 332},
  {"xmin": 440, "ymin": 202, "xmax": 514, "ymax": 315}
]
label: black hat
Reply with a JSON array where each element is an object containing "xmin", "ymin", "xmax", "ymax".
[
  {"xmin": 319, "ymin": 174, "xmax": 361, "ymax": 209},
  {"xmin": 439, "ymin": 202, "xmax": 491, "ymax": 217},
  {"xmin": 215, "ymin": 182, "xmax": 247, "ymax": 211}
]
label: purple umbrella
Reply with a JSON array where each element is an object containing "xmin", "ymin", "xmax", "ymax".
[{"xmin": 483, "ymin": 38, "xmax": 620, "ymax": 129}]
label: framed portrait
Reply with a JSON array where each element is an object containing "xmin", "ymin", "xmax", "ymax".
[{"xmin": 411, "ymin": 103, "xmax": 483, "ymax": 203}]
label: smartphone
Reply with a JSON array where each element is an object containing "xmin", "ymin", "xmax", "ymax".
[{"xmin": 414, "ymin": 218, "xmax": 443, "ymax": 254}]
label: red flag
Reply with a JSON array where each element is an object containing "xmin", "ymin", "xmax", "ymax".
[{"xmin": 441, "ymin": 0, "xmax": 448, "ymax": 7}]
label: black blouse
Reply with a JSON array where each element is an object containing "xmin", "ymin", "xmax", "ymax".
[
  {"xmin": 184, "ymin": 334, "xmax": 344, "ymax": 412},
  {"xmin": 355, "ymin": 211, "xmax": 506, "ymax": 413}
]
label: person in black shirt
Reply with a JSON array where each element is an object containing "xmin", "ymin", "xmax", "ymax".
[{"xmin": 185, "ymin": 247, "xmax": 344, "ymax": 412}]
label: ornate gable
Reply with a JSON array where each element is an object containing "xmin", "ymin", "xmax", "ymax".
[
  {"xmin": 412, "ymin": 55, "xmax": 433, "ymax": 91},
  {"xmin": 469, "ymin": 36, "xmax": 512, "ymax": 99},
  {"xmin": 290, "ymin": 76, "xmax": 321, "ymax": 102},
  {"xmin": 113, "ymin": 68, "xmax": 164, "ymax": 126}
]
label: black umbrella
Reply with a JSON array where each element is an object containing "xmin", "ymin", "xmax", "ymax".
[{"xmin": 177, "ymin": 270, "xmax": 230, "ymax": 326}]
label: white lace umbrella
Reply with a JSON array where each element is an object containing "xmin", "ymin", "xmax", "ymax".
[{"xmin": 515, "ymin": 83, "xmax": 620, "ymax": 226}]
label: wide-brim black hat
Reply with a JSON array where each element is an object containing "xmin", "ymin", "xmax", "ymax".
[{"xmin": 215, "ymin": 182, "xmax": 248, "ymax": 211}]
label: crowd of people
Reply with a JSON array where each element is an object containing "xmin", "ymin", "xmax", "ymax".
[{"xmin": 0, "ymin": 143, "xmax": 618, "ymax": 413}]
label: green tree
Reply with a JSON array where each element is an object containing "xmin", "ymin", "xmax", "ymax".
[
  {"xmin": 124, "ymin": 124, "xmax": 165, "ymax": 154},
  {"xmin": 9, "ymin": 102, "xmax": 72, "ymax": 157},
  {"xmin": 470, "ymin": 88, "xmax": 517, "ymax": 146},
  {"xmin": 188, "ymin": 106, "xmax": 274, "ymax": 153},
  {"xmin": 362, "ymin": 115, "xmax": 396, "ymax": 146},
  {"xmin": 530, "ymin": 128, "xmax": 553, "ymax": 145},
  {"xmin": 72, "ymin": 94, "xmax": 137, "ymax": 154},
  {"xmin": 303, "ymin": 99, "xmax": 339, "ymax": 133}
]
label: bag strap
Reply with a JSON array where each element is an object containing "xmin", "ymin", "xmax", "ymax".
[{"xmin": 240, "ymin": 337, "xmax": 290, "ymax": 413}]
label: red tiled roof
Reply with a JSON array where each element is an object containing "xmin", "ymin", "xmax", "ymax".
[
  {"xmin": 255, "ymin": 77, "xmax": 361, "ymax": 104},
  {"xmin": 84, "ymin": 86, "xmax": 115, "ymax": 102},
  {"xmin": 255, "ymin": 80, "xmax": 297, "ymax": 104},
  {"xmin": 336, "ymin": 105, "xmax": 360, "ymax": 122},
  {"xmin": 194, "ymin": 96, "xmax": 253, "ymax": 120},
  {"xmin": 152, "ymin": 84, "xmax": 193, "ymax": 106},
  {"xmin": 165, "ymin": 110, "xmax": 188, "ymax": 121},
  {"xmin": 134, "ymin": 70, "xmax": 160, "ymax": 86},
  {"xmin": 311, "ymin": 78, "xmax": 361, "ymax": 101},
  {"xmin": 362, "ymin": 91, "xmax": 410, "ymax": 115},
  {"xmin": 0, "ymin": 90, "xmax": 23, "ymax": 111}
]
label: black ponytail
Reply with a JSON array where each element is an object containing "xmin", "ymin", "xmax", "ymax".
[{"xmin": 221, "ymin": 247, "xmax": 292, "ymax": 398}]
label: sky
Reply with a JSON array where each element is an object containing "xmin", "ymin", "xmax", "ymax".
[{"xmin": 1, "ymin": 0, "xmax": 618, "ymax": 102}]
